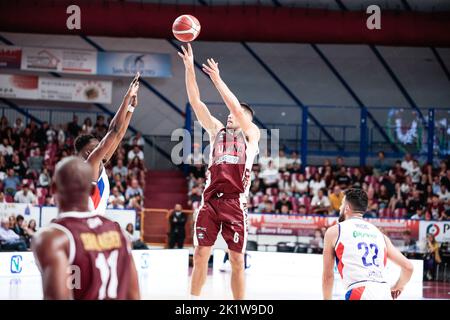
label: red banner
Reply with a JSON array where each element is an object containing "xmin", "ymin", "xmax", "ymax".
[{"xmin": 248, "ymin": 214, "xmax": 419, "ymax": 240}]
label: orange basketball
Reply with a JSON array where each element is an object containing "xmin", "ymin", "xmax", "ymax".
[{"xmin": 172, "ymin": 14, "xmax": 201, "ymax": 42}]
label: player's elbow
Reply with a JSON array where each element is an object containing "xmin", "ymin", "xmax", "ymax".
[{"xmin": 404, "ymin": 260, "xmax": 414, "ymax": 274}]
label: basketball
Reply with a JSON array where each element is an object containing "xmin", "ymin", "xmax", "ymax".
[{"xmin": 172, "ymin": 14, "xmax": 201, "ymax": 42}]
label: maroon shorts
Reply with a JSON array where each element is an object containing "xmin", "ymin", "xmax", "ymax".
[{"xmin": 194, "ymin": 195, "xmax": 248, "ymax": 253}]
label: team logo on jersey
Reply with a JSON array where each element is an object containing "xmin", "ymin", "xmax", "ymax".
[
  {"xmin": 352, "ymin": 231, "xmax": 377, "ymax": 239},
  {"xmin": 197, "ymin": 233, "xmax": 205, "ymax": 240},
  {"xmin": 426, "ymin": 224, "xmax": 440, "ymax": 237},
  {"xmin": 10, "ymin": 255, "xmax": 22, "ymax": 274}
]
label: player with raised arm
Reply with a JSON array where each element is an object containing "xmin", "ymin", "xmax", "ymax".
[
  {"xmin": 32, "ymin": 156, "xmax": 140, "ymax": 300},
  {"xmin": 322, "ymin": 188, "xmax": 414, "ymax": 300},
  {"xmin": 74, "ymin": 73, "xmax": 140, "ymax": 215},
  {"xmin": 178, "ymin": 44, "xmax": 260, "ymax": 300}
]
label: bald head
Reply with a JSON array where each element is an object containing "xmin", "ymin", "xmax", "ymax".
[{"xmin": 54, "ymin": 156, "xmax": 93, "ymax": 212}]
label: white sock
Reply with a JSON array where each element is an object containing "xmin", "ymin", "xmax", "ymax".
[{"xmin": 190, "ymin": 294, "xmax": 201, "ymax": 300}]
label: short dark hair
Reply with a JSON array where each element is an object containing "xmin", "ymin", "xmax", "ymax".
[
  {"xmin": 16, "ymin": 215, "xmax": 24, "ymax": 222},
  {"xmin": 240, "ymin": 102, "xmax": 255, "ymax": 118},
  {"xmin": 344, "ymin": 188, "xmax": 368, "ymax": 213},
  {"xmin": 74, "ymin": 134, "xmax": 97, "ymax": 153}
]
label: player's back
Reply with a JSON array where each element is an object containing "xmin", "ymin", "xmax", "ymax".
[
  {"xmin": 52, "ymin": 211, "xmax": 131, "ymax": 300},
  {"xmin": 335, "ymin": 217, "xmax": 391, "ymax": 300}
]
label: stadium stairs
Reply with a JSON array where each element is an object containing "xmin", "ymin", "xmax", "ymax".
[{"xmin": 144, "ymin": 170, "xmax": 188, "ymax": 209}]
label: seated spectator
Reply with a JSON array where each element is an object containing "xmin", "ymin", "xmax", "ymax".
[
  {"xmin": 257, "ymin": 149, "xmax": 272, "ymax": 171},
  {"xmin": 280, "ymin": 204, "xmax": 291, "ymax": 215},
  {"xmin": 310, "ymin": 229, "xmax": 324, "ymax": 254},
  {"xmin": 38, "ymin": 167, "xmax": 51, "ymax": 188},
  {"xmin": 409, "ymin": 160, "xmax": 422, "ymax": 184},
  {"xmin": 333, "ymin": 156, "xmax": 345, "ymax": 173},
  {"xmin": 377, "ymin": 184, "xmax": 391, "ymax": 209},
  {"xmin": 67, "ymin": 115, "xmax": 81, "ymax": 138},
  {"xmin": 125, "ymin": 179, "xmax": 144, "ymax": 202},
  {"xmin": 260, "ymin": 160, "xmax": 279, "ymax": 189},
  {"xmin": 127, "ymin": 194, "xmax": 143, "ymax": 211},
  {"xmin": 432, "ymin": 176, "xmax": 442, "ymax": 195},
  {"xmin": 11, "ymin": 153, "xmax": 27, "ymax": 178},
  {"xmin": 111, "ymin": 173, "xmax": 127, "ymax": 194},
  {"xmin": 406, "ymin": 190, "xmax": 422, "ymax": 217},
  {"xmin": 260, "ymin": 200, "xmax": 274, "ymax": 213},
  {"xmin": 128, "ymin": 144, "xmax": 144, "ymax": 162},
  {"xmin": 309, "ymin": 172, "xmax": 326, "ymax": 197},
  {"xmin": 13, "ymin": 117, "xmax": 24, "ymax": 133},
  {"xmin": 128, "ymin": 157, "xmax": 145, "ymax": 176},
  {"xmin": 390, "ymin": 161, "xmax": 406, "ymax": 184},
  {"xmin": 278, "ymin": 172, "xmax": 292, "ymax": 194},
  {"xmin": 437, "ymin": 184, "xmax": 450, "ymax": 203},
  {"xmin": 45, "ymin": 123, "xmax": 56, "ymax": 143},
  {"xmin": 400, "ymin": 176, "xmax": 414, "ymax": 197},
  {"xmin": 82, "ymin": 117, "xmax": 93, "ymax": 135},
  {"xmin": 0, "ymin": 217, "xmax": 27, "ymax": 251},
  {"xmin": 275, "ymin": 193, "xmax": 293, "ymax": 214},
  {"xmin": 108, "ymin": 187, "xmax": 125, "ymax": 209},
  {"xmin": 373, "ymin": 151, "xmax": 389, "ymax": 176},
  {"xmin": 410, "ymin": 207, "xmax": 425, "ymax": 220},
  {"xmin": 276, "ymin": 150, "xmax": 288, "ymax": 172},
  {"xmin": 428, "ymin": 194, "xmax": 445, "ymax": 220},
  {"xmin": 335, "ymin": 166, "xmax": 351, "ymax": 189},
  {"xmin": 113, "ymin": 159, "xmax": 128, "ymax": 178},
  {"xmin": 351, "ymin": 167, "xmax": 364, "ymax": 187},
  {"xmin": 28, "ymin": 148, "xmax": 44, "ymax": 175},
  {"xmin": 93, "ymin": 115, "xmax": 108, "ymax": 138},
  {"xmin": 329, "ymin": 186, "xmax": 344, "ymax": 216},
  {"xmin": 44, "ymin": 195, "xmax": 55, "ymax": 207},
  {"xmin": 250, "ymin": 175, "xmax": 264, "ymax": 195},
  {"xmin": 128, "ymin": 132, "xmax": 145, "ymax": 148},
  {"xmin": 402, "ymin": 230, "xmax": 417, "ymax": 258},
  {"xmin": 311, "ymin": 189, "xmax": 331, "ymax": 215},
  {"xmin": 125, "ymin": 223, "xmax": 147, "ymax": 250},
  {"xmin": 0, "ymin": 138, "xmax": 13, "ymax": 157},
  {"xmin": 14, "ymin": 184, "xmax": 37, "ymax": 204},
  {"xmin": 298, "ymin": 204, "xmax": 307, "ymax": 215},
  {"xmin": 25, "ymin": 219, "xmax": 37, "ymax": 238},
  {"xmin": 3, "ymin": 168, "xmax": 21, "ymax": 196},
  {"xmin": 401, "ymin": 153, "xmax": 414, "ymax": 174},
  {"xmin": 292, "ymin": 173, "xmax": 309, "ymax": 196}
]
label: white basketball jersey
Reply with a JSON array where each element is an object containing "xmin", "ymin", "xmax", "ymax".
[
  {"xmin": 335, "ymin": 218, "xmax": 388, "ymax": 289},
  {"xmin": 88, "ymin": 165, "xmax": 110, "ymax": 216}
]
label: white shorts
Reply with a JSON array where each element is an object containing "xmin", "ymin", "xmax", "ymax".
[{"xmin": 345, "ymin": 281, "xmax": 392, "ymax": 300}]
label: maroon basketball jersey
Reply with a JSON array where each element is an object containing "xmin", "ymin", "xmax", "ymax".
[
  {"xmin": 51, "ymin": 211, "xmax": 132, "ymax": 300},
  {"xmin": 203, "ymin": 128, "xmax": 258, "ymax": 201}
]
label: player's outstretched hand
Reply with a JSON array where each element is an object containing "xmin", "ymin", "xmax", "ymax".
[
  {"xmin": 127, "ymin": 72, "xmax": 140, "ymax": 100},
  {"xmin": 390, "ymin": 287, "xmax": 402, "ymax": 300},
  {"xmin": 202, "ymin": 58, "xmax": 220, "ymax": 83},
  {"xmin": 178, "ymin": 43, "xmax": 194, "ymax": 69}
]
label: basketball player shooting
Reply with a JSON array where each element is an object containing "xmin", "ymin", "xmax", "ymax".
[
  {"xmin": 178, "ymin": 43, "xmax": 260, "ymax": 300},
  {"xmin": 322, "ymin": 188, "xmax": 414, "ymax": 300},
  {"xmin": 32, "ymin": 156, "xmax": 140, "ymax": 300},
  {"xmin": 74, "ymin": 73, "xmax": 140, "ymax": 215}
]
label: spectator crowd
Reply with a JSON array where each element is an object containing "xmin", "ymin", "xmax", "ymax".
[
  {"xmin": 187, "ymin": 150, "xmax": 450, "ymax": 221},
  {"xmin": 0, "ymin": 115, "xmax": 147, "ymax": 250}
]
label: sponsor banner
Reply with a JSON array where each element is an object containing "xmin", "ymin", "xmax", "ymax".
[
  {"xmin": 248, "ymin": 214, "xmax": 337, "ymax": 237},
  {"xmin": 38, "ymin": 77, "xmax": 112, "ymax": 104},
  {"xmin": 247, "ymin": 214, "xmax": 419, "ymax": 240},
  {"xmin": 368, "ymin": 218, "xmax": 419, "ymax": 241},
  {"xmin": 0, "ymin": 74, "xmax": 39, "ymax": 99},
  {"xmin": 419, "ymin": 221, "xmax": 450, "ymax": 243},
  {"xmin": 0, "ymin": 203, "xmax": 40, "ymax": 224},
  {"xmin": 0, "ymin": 46, "xmax": 22, "ymax": 69},
  {"xmin": 21, "ymin": 47, "xmax": 96, "ymax": 74},
  {"xmin": 0, "ymin": 74, "xmax": 112, "ymax": 104},
  {"xmin": 97, "ymin": 51, "xmax": 172, "ymax": 78}
]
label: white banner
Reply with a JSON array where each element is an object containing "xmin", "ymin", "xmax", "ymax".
[
  {"xmin": 0, "ymin": 203, "xmax": 40, "ymax": 225},
  {"xmin": 0, "ymin": 74, "xmax": 112, "ymax": 104},
  {"xmin": 419, "ymin": 221, "xmax": 450, "ymax": 243},
  {"xmin": 21, "ymin": 47, "xmax": 96, "ymax": 75},
  {"xmin": 0, "ymin": 74, "xmax": 38, "ymax": 99},
  {"xmin": 0, "ymin": 249, "xmax": 189, "ymax": 300},
  {"xmin": 38, "ymin": 77, "xmax": 112, "ymax": 104}
]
